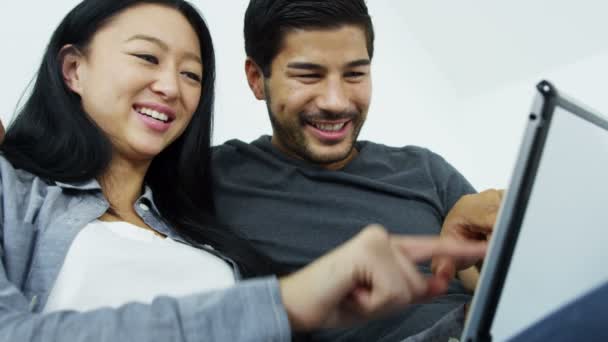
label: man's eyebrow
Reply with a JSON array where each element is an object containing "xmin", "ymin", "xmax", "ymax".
[
  {"xmin": 287, "ymin": 62, "xmax": 326, "ymax": 72},
  {"xmin": 346, "ymin": 59, "xmax": 371, "ymax": 68},
  {"xmin": 287, "ymin": 59, "xmax": 371, "ymax": 71},
  {"xmin": 125, "ymin": 34, "xmax": 202, "ymax": 65}
]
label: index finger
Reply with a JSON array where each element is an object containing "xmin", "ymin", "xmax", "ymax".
[{"xmin": 391, "ymin": 235, "xmax": 487, "ymax": 263}]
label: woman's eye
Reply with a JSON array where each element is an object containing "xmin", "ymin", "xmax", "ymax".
[
  {"xmin": 182, "ymin": 71, "xmax": 202, "ymax": 83},
  {"xmin": 134, "ymin": 54, "xmax": 159, "ymax": 64}
]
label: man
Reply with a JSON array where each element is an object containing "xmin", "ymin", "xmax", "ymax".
[{"xmin": 212, "ymin": 0, "xmax": 498, "ymax": 340}]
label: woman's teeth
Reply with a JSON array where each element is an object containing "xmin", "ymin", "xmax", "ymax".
[
  {"xmin": 312, "ymin": 122, "xmax": 346, "ymax": 132},
  {"xmin": 136, "ymin": 107, "xmax": 169, "ymax": 122}
]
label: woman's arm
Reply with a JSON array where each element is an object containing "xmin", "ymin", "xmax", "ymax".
[
  {"xmin": 0, "ymin": 251, "xmax": 290, "ymax": 342},
  {"xmin": 0, "ymin": 163, "xmax": 290, "ymax": 342},
  {"xmin": 0, "ymin": 225, "xmax": 486, "ymax": 342}
]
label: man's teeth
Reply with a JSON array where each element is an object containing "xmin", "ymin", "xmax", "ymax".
[
  {"xmin": 312, "ymin": 122, "xmax": 346, "ymax": 131},
  {"xmin": 136, "ymin": 107, "xmax": 169, "ymax": 122}
]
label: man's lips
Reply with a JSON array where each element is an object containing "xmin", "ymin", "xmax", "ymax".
[
  {"xmin": 305, "ymin": 119, "xmax": 353, "ymax": 142},
  {"xmin": 306, "ymin": 118, "xmax": 350, "ymax": 130}
]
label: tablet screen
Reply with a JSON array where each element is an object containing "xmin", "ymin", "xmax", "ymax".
[{"xmin": 490, "ymin": 105, "xmax": 608, "ymax": 340}]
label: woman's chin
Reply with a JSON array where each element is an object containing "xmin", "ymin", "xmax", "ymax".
[
  {"xmin": 115, "ymin": 143, "xmax": 166, "ymax": 163},
  {"xmin": 136, "ymin": 147, "xmax": 165, "ymax": 160}
]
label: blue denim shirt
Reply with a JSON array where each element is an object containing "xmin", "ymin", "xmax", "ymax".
[{"xmin": 0, "ymin": 156, "xmax": 290, "ymax": 341}]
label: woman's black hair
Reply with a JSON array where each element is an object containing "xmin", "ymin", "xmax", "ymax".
[{"xmin": 1, "ymin": 0, "xmax": 279, "ymax": 278}]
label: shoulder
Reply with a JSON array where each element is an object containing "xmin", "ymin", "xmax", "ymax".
[
  {"xmin": 356, "ymin": 141, "xmax": 467, "ymax": 182},
  {"xmin": 211, "ymin": 139, "xmax": 241, "ymax": 156},
  {"xmin": 0, "ymin": 154, "xmax": 40, "ymax": 188},
  {"xmin": 212, "ymin": 139, "xmax": 253, "ymax": 170},
  {"xmin": 358, "ymin": 141, "xmax": 444, "ymax": 165},
  {"xmin": 212, "ymin": 136, "xmax": 279, "ymax": 171},
  {"xmin": 359, "ymin": 140, "xmax": 428, "ymax": 154},
  {"xmin": 0, "ymin": 154, "xmax": 61, "ymax": 214},
  {"xmin": 213, "ymin": 138, "xmax": 260, "ymax": 159}
]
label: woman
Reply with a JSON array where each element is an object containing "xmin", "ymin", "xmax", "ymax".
[{"xmin": 0, "ymin": 0, "xmax": 485, "ymax": 340}]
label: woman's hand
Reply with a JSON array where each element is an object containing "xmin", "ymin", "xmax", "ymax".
[{"xmin": 279, "ymin": 225, "xmax": 487, "ymax": 331}]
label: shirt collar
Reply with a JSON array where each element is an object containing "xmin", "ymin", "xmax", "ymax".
[
  {"xmin": 54, "ymin": 179, "xmax": 102, "ymax": 191},
  {"xmin": 54, "ymin": 180, "xmax": 159, "ymax": 214},
  {"xmin": 140, "ymin": 184, "xmax": 162, "ymax": 213},
  {"xmin": 55, "ymin": 179, "xmax": 188, "ymax": 243}
]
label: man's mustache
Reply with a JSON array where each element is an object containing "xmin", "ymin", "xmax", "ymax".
[{"xmin": 300, "ymin": 110, "xmax": 360, "ymax": 122}]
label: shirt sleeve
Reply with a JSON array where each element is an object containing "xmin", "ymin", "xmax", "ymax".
[
  {"xmin": 426, "ymin": 150, "xmax": 477, "ymax": 217},
  {"xmin": 0, "ymin": 159, "xmax": 291, "ymax": 342},
  {"xmin": 0, "ymin": 269, "xmax": 291, "ymax": 342}
]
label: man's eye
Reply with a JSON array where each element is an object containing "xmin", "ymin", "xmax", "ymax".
[
  {"xmin": 345, "ymin": 72, "xmax": 365, "ymax": 78},
  {"xmin": 182, "ymin": 71, "xmax": 202, "ymax": 83},
  {"xmin": 297, "ymin": 74, "xmax": 321, "ymax": 78},
  {"xmin": 134, "ymin": 54, "xmax": 159, "ymax": 64}
]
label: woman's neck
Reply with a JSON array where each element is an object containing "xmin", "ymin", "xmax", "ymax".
[
  {"xmin": 99, "ymin": 156, "xmax": 150, "ymax": 214},
  {"xmin": 97, "ymin": 156, "xmax": 165, "ymax": 237}
]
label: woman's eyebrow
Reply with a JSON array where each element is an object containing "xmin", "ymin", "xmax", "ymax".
[{"xmin": 125, "ymin": 34, "xmax": 202, "ymax": 65}]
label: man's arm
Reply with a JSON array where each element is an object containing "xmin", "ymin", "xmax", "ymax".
[{"xmin": 433, "ymin": 189, "xmax": 504, "ymax": 284}]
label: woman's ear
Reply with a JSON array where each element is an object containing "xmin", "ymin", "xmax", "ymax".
[
  {"xmin": 59, "ymin": 45, "xmax": 85, "ymax": 95},
  {"xmin": 245, "ymin": 58, "xmax": 266, "ymax": 100}
]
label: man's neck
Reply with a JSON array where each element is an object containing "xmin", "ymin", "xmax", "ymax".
[
  {"xmin": 270, "ymin": 136, "xmax": 358, "ymax": 171},
  {"xmin": 321, "ymin": 148, "xmax": 358, "ymax": 171}
]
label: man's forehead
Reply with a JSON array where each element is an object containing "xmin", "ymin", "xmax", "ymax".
[{"xmin": 277, "ymin": 25, "xmax": 369, "ymax": 63}]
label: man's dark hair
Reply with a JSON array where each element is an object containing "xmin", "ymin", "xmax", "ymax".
[{"xmin": 244, "ymin": 0, "xmax": 374, "ymax": 76}]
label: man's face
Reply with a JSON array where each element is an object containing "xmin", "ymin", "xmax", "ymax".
[{"xmin": 261, "ymin": 25, "xmax": 371, "ymax": 169}]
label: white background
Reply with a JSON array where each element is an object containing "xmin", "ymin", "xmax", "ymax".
[{"xmin": 2, "ymin": 0, "xmax": 608, "ymax": 190}]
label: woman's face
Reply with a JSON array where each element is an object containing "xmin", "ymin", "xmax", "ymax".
[{"xmin": 63, "ymin": 4, "xmax": 203, "ymax": 162}]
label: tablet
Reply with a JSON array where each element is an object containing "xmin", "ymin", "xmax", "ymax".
[{"xmin": 461, "ymin": 80, "xmax": 608, "ymax": 341}]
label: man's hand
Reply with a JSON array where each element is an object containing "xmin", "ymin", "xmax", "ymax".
[{"xmin": 432, "ymin": 189, "xmax": 504, "ymax": 281}]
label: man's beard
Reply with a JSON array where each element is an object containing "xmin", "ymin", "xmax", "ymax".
[{"xmin": 266, "ymin": 101, "xmax": 364, "ymax": 165}]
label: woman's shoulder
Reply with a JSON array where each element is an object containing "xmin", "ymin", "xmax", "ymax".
[
  {"xmin": 0, "ymin": 154, "xmax": 42, "ymax": 187},
  {"xmin": 0, "ymin": 154, "xmax": 61, "ymax": 213}
]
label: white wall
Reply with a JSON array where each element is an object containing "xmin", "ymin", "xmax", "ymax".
[{"xmin": 2, "ymin": 1, "xmax": 608, "ymax": 190}]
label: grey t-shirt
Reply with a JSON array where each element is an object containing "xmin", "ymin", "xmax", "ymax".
[{"xmin": 212, "ymin": 136, "xmax": 476, "ymax": 341}]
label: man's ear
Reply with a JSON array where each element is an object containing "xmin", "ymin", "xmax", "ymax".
[
  {"xmin": 59, "ymin": 45, "xmax": 86, "ymax": 95},
  {"xmin": 245, "ymin": 58, "xmax": 266, "ymax": 100}
]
